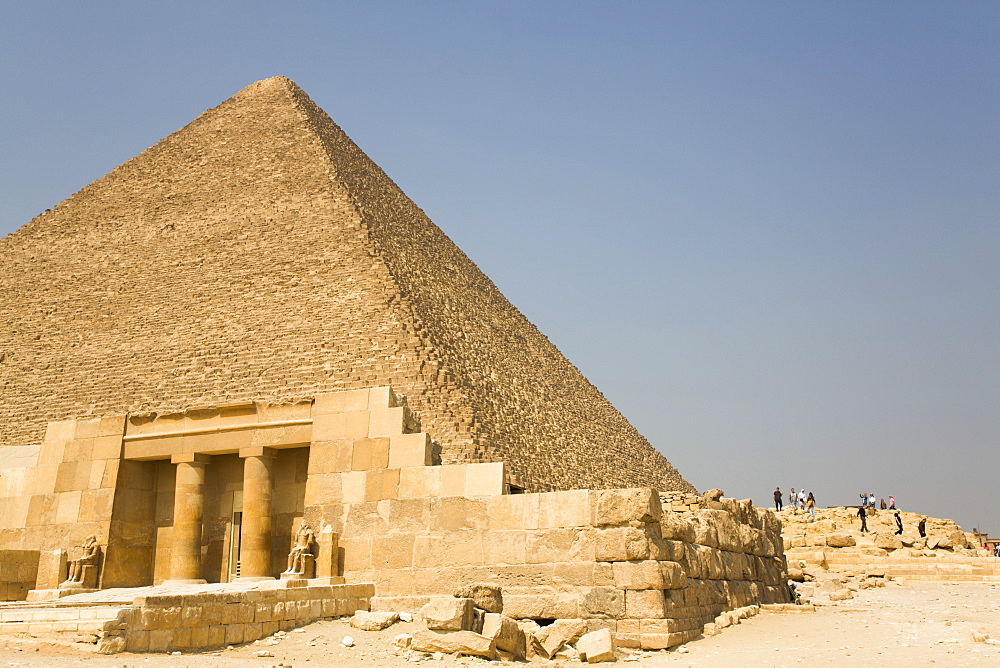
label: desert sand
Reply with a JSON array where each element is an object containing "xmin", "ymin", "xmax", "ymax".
[{"xmin": 2, "ymin": 579, "xmax": 999, "ymax": 667}]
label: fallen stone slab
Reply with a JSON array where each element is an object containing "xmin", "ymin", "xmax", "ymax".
[
  {"xmin": 411, "ymin": 630, "xmax": 496, "ymax": 659},
  {"xmin": 350, "ymin": 611, "xmax": 400, "ymax": 631},
  {"xmin": 481, "ymin": 612, "xmax": 525, "ymax": 660},
  {"xmin": 577, "ymin": 627, "xmax": 615, "ymax": 663},
  {"xmin": 536, "ymin": 618, "xmax": 587, "ymax": 658}
]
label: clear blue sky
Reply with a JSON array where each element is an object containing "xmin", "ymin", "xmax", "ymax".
[{"xmin": 2, "ymin": 2, "xmax": 998, "ymax": 534}]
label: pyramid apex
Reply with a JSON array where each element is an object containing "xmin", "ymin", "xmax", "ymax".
[{"xmin": 233, "ymin": 76, "xmax": 304, "ymax": 98}]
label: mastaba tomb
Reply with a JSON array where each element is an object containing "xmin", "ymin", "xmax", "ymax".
[{"xmin": 0, "ymin": 77, "xmax": 788, "ymax": 654}]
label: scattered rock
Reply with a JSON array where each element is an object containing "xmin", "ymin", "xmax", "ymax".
[
  {"xmin": 827, "ymin": 533, "xmax": 856, "ymax": 548},
  {"xmin": 350, "ymin": 611, "xmax": 400, "ymax": 631},
  {"xmin": 341, "ymin": 636, "xmax": 355, "ymax": 647},
  {"xmin": 392, "ymin": 633, "xmax": 413, "ymax": 649}
]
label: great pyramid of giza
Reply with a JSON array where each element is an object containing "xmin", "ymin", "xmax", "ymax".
[{"xmin": 0, "ymin": 76, "xmax": 694, "ymax": 494}]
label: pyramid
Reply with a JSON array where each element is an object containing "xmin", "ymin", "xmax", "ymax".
[{"xmin": 0, "ymin": 77, "xmax": 694, "ymax": 494}]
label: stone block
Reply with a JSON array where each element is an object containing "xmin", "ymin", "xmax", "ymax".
[
  {"xmin": 351, "ymin": 610, "xmax": 399, "ymax": 631},
  {"xmin": 314, "ymin": 389, "xmax": 370, "ymax": 415},
  {"xmin": 613, "ymin": 560, "xmax": 665, "ymax": 590},
  {"xmin": 503, "ymin": 592, "xmax": 580, "ymax": 621},
  {"xmin": 398, "ymin": 465, "xmax": 441, "ymax": 498},
  {"xmin": 388, "ymin": 433, "xmax": 432, "ymax": 468},
  {"xmin": 420, "ymin": 596, "xmax": 474, "ymax": 631},
  {"xmin": 595, "ymin": 527, "xmax": 650, "ymax": 562},
  {"xmin": 538, "ymin": 489, "xmax": 591, "ymax": 528},
  {"xmin": 594, "ymin": 488, "xmax": 661, "ymax": 527},
  {"xmin": 341, "ymin": 471, "xmax": 367, "ymax": 504},
  {"xmin": 465, "ymin": 462, "xmax": 505, "ymax": 496},
  {"xmin": 454, "ymin": 583, "xmax": 503, "ymax": 613},
  {"xmin": 485, "ymin": 531, "xmax": 526, "ymax": 565},
  {"xmin": 582, "ymin": 586, "xmax": 625, "ymax": 619},
  {"xmin": 441, "ymin": 464, "xmax": 467, "ymax": 496},
  {"xmin": 482, "ymin": 612, "xmax": 526, "ymax": 660},
  {"xmin": 411, "ymin": 629, "xmax": 496, "ymax": 660},
  {"xmin": 537, "ymin": 618, "xmax": 587, "ymax": 658},
  {"xmin": 487, "ymin": 493, "xmax": 539, "ymax": 531},
  {"xmin": 373, "ymin": 533, "xmax": 415, "ymax": 569},
  {"xmin": 577, "ymin": 627, "xmax": 615, "ymax": 663},
  {"xmin": 625, "ymin": 590, "xmax": 666, "ymax": 619},
  {"xmin": 368, "ymin": 407, "xmax": 407, "ymax": 438}
]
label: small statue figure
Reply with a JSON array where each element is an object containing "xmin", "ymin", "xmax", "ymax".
[
  {"xmin": 61, "ymin": 535, "xmax": 100, "ymax": 587},
  {"xmin": 283, "ymin": 523, "xmax": 315, "ymax": 575}
]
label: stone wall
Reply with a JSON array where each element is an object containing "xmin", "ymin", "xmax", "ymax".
[
  {"xmin": 0, "ymin": 550, "xmax": 38, "ymax": 601},
  {"xmin": 0, "ymin": 76, "xmax": 692, "ymax": 495},
  {"xmin": 116, "ymin": 583, "xmax": 373, "ymax": 653},
  {"xmin": 350, "ymin": 487, "xmax": 788, "ymax": 650}
]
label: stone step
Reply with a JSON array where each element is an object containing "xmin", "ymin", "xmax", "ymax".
[{"xmin": 0, "ymin": 605, "xmax": 130, "ymax": 639}]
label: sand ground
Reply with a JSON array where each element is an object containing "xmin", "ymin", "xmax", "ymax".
[{"xmin": 2, "ymin": 580, "xmax": 999, "ymax": 667}]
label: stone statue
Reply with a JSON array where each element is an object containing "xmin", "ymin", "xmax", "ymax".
[
  {"xmin": 61, "ymin": 535, "xmax": 100, "ymax": 587},
  {"xmin": 283, "ymin": 523, "xmax": 315, "ymax": 575}
]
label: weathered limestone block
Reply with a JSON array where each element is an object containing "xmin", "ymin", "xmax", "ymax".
[
  {"xmin": 661, "ymin": 561, "xmax": 686, "ymax": 589},
  {"xmin": 593, "ymin": 488, "xmax": 661, "ymax": 527},
  {"xmin": 595, "ymin": 527, "xmax": 650, "ymax": 562},
  {"xmin": 874, "ymin": 533, "xmax": 903, "ymax": 550},
  {"xmin": 420, "ymin": 597, "xmax": 474, "ymax": 631},
  {"xmin": 350, "ymin": 611, "xmax": 399, "ymax": 631},
  {"xmin": 454, "ymin": 583, "xmax": 503, "ymax": 613},
  {"xmin": 503, "ymin": 592, "xmax": 580, "ymax": 620},
  {"xmin": 582, "ymin": 586, "xmax": 625, "ymax": 618},
  {"xmin": 625, "ymin": 590, "xmax": 666, "ymax": 619},
  {"xmin": 826, "ymin": 533, "xmax": 856, "ymax": 548},
  {"xmin": 577, "ymin": 627, "xmax": 615, "ymax": 663},
  {"xmin": 481, "ymin": 612, "xmax": 526, "ymax": 660},
  {"xmin": 411, "ymin": 630, "xmax": 496, "ymax": 659},
  {"xmin": 536, "ymin": 618, "xmax": 587, "ymax": 658},
  {"xmin": 612, "ymin": 560, "xmax": 664, "ymax": 590}
]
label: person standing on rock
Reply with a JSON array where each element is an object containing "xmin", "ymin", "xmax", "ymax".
[
  {"xmin": 918, "ymin": 518, "xmax": 926, "ymax": 538},
  {"xmin": 894, "ymin": 511, "xmax": 904, "ymax": 535},
  {"xmin": 806, "ymin": 492, "xmax": 816, "ymax": 521},
  {"xmin": 858, "ymin": 505, "xmax": 869, "ymax": 532},
  {"xmin": 799, "ymin": 488, "xmax": 808, "ymax": 510},
  {"xmin": 888, "ymin": 495, "xmax": 896, "ymax": 510},
  {"xmin": 774, "ymin": 487, "xmax": 783, "ymax": 511},
  {"xmin": 870, "ymin": 493, "xmax": 877, "ymax": 508},
  {"xmin": 790, "ymin": 488, "xmax": 797, "ymax": 510}
]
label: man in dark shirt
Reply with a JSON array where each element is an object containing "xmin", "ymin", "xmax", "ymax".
[
  {"xmin": 858, "ymin": 506, "xmax": 869, "ymax": 532},
  {"xmin": 773, "ymin": 487, "xmax": 783, "ymax": 511}
]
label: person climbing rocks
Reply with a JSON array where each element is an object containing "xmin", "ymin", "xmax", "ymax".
[
  {"xmin": 858, "ymin": 505, "xmax": 869, "ymax": 532},
  {"xmin": 894, "ymin": 511, "xmax": 904, "ymax": 535},
  {"xmin": 806, "ymin": 492, "xmax": 816, "ymax": 521},
  {"xmin": 918, "ymin": 518, "xmax": 926, "ymax": 538}
]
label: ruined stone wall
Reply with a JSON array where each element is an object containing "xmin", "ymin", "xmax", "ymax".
[
  {"xmin": 338, "ymin": 487, "xmax": 787, "ymax": 650},
  {"xmin": 0, "ymin": 76, "xmax": 692, "ymax": 494}
]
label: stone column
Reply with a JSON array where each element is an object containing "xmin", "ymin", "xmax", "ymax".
[
  {"xmin": 166, "ymin": 453, "xmax": 210, "ymax": 584},
  {"xmin": 238, "ymin": 446, "xmax": 275, "ymax": 580}
]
